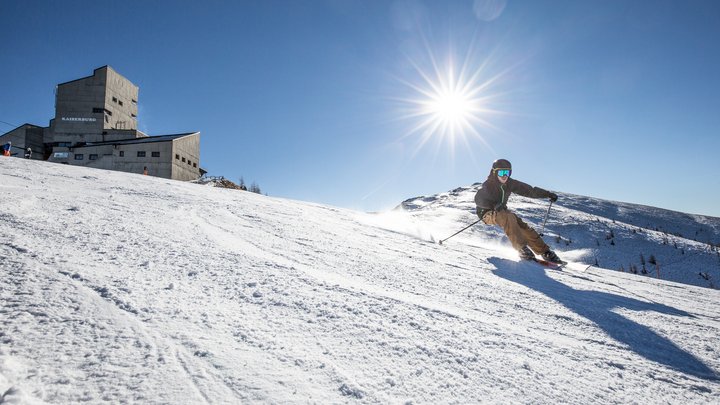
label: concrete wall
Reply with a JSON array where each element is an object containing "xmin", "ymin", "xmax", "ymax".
[
  {"xmin": 104, "ymin": 67, "xmax": 139, "ymax": 131},
  {"xmin": 59, "ymin": 135, "xmax": 201, "ymax": 180},
  {"xmin": 113, "ymin": 142, "xmax": 173, "ymax": 178},
  {"xmin": 172, "ymin": 134, "xmax": 201, "ymax": 181},
  {"xmin": 68, "ymin": 145, "xmax": 116, "ymax": 171},
  {"xmin": 52, "ymin": 66, "xmax": 138, "ymax": 141},
  {"xmin": 53, "ymin": 69, "xmax": 107, "ymax": 136},
  {"xmin": 62, "ymin": 142, "xmax": 171, "ymax": 178}
]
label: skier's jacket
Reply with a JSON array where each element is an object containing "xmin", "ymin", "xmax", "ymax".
[{"xmin": 474, "ymin": 171, "xmax": 553, "ymax": 216}]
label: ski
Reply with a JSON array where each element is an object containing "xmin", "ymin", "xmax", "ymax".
[{"xmin": 528, "ymin": 257, "xmax": 567, "ymax": 269}]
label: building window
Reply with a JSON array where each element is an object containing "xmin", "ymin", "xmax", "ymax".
[
  {"xmin": 137, "ymin": 151, "xmax": 146, "ymax": 157},
  {"xmin": 104, "ymin": 109, "xmax": 112, "ymax": 116},
  {"xmin": 112, "ymin": 97, "xmax": 117, "ymax": 103},
  {"xmin": 152, "ymin": 152, "xmax": 160, "ymax": 157},
  {"xmin": 182, "ymin": 157, "xmax": 186, "ymax": 163},
  {"xmin": 187, "ymin": 160, "xmax": 191, "ymax": 165},
  {"xmin": 74, "ymin": 154, "xmax": 84, "ymax": 160},
  {"xmin": 118, "ymin": 100, "xmax": 124, "ymax": 106},
  {"xmin": 131, "ymin": 113, "xmax": 137, "ymax": 118},
  {"xmin": 119, "ymin": 151, "xmax": 124, "ymax": 157},
  {"xmin": 89, "ymin": 154, "xmax": 98, "ymax": 160},
  {"xmin": 193, "ymin": 163, "xmax": 197, "ymax": 168},
  {"xmin": 175, "ymin": 154, "xmax": 180, "ymax": 160},
  {"xmin": 131, "ymin": 99, "xmax": 137, "ymax": 104}
]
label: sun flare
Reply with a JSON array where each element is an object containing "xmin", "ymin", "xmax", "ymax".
[{"xmin": 397, "ymin": 52, "xmax": 508, "ymax": 160}]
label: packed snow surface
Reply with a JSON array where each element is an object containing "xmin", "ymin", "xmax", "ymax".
[{"xmin": 1, "ymin": 158, "xmax": 719, "ymax": 404}]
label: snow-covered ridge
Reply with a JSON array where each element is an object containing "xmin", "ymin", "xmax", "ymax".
[
  {"xmin": 399, "ymin": 184, "xmax": 720, "ymax": 289},
  {"xmin": 1, "ymin": 158, "xmax": 719, "ymax": 403}
]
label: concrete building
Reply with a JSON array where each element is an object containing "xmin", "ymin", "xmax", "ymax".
[{"xmin": 0, "ymin": 66, "xmax": 203, "ymax": 180}]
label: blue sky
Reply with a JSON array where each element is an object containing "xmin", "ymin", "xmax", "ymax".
[{"xmin": 1, "ymin": 0, "xmax": 719, "ymax": 216}]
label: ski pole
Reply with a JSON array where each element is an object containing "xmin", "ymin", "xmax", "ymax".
[
  {"xmin": 438, "ymin": 219, "xmax": 482, "ymax": 245},
  {"xmin": 539, "ymin": 201, "xmax": 553, "ymax": 236}
]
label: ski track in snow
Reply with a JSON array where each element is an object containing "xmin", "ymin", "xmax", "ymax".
[{"xmin": 1, "ymin": 157, "xmax": 719, "ymax": 404}]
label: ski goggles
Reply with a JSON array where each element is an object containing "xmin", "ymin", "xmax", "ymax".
[{"xmin": 495, "ymin": 168, "xmax": 511, "ymax": 177}]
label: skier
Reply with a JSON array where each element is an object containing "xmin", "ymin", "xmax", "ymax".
[
  {"xmin": 475, "ymin": 158, "xmax": 563, "ymax": 263},
  {"xmin": 2, "ymin": 141, "xmax": 11, "ymax": 157},
  {"xmin": 24, "ymin": 147, "xmax": 32, "ymax": 159}
]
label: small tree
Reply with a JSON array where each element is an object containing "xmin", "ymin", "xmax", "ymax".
[{"xmin": 640, "ymin": 253, "xmax": 646, "ymax": 273}]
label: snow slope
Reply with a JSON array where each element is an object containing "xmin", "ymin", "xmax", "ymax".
[{"xmin": 1, "ymin": 158, "xmax": 719, "ymax": 404}]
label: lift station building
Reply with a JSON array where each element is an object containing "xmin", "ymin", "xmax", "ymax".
[{"xmin": 0, "ymin": 66, "xmax": 203, "ymax": 181}]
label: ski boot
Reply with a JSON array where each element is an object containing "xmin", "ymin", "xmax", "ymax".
[
  {"xmin": 541, "ymin": 250, "xmax": 564, "ymax": 264},
  {"xmin": 519, "ymin": 246, "xmax": 535, "ymax": 261}
]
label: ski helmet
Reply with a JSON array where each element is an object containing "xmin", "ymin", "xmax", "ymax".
[
  {"xmin": 490, "ymin": 158, "xmax": 512, "ymax": 178},
  {"xmin": 492, "ymin": 158, "xmax": 511, "ymax": 171}
]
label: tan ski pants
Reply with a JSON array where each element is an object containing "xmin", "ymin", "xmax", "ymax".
[{"xmin": 482, "ymin": 210, "xmax": 549, "ymax": 254}]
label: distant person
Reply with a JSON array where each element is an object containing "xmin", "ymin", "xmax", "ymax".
[
  {"xmin": 143, "ymin": 166, "xmax": 148, "ymax": 176},
  {"xmin": 240, "ymin": 184, "xmax": 247, "ymax": 191},
  {"xmin": 475, "ymin": 158, "xmax": 563, "ymax": 264},
  {"xmin": 24, "ymin": 147, "xmax": 32, "ymax": 159},
  {"xmin": 2, "ymin": 141, "xmax": 11, "ymax": 157}
]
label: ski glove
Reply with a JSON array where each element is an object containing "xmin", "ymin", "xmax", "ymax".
[{"xmin": 548, "ymin": 192, "xmax": 558, "ymax": 203}]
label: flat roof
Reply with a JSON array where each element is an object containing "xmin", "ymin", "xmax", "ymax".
[
  {"xmin": 0, "ymin": 123, "xmax": 45, "ymax": 137},
  {"xmin": 76, "ymin": 132, "xmax": 199, "ymax": 148},
  {"xmin": 56, "ymin": 65, "xmax": 134, "ymax": 88}
]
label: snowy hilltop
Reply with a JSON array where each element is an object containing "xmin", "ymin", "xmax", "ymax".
[
  {"xmin": 399, "ymin": 185, "xmax": 720, "ymax": 290},
  {"xmin": 1, "ymin": 157, "xmax": 719, "ymax": 404}
]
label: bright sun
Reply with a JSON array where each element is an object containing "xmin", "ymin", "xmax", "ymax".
[
  {"xmin": 398, "ymin": 53, "xmax": 505, "ymax": 159},
  {"xmin": 426, "ymin": 86, "xmax": 475, "ymax": 126}
]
